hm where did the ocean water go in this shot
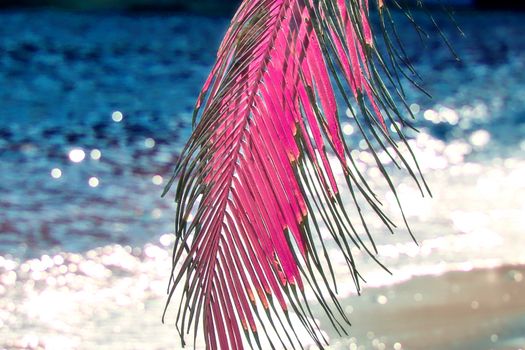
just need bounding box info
[0,8,524,350]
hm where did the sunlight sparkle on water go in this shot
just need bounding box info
[88,177,99,187]
[50,168,62,179]
[112,110,123,122]
[342,123,354,135]
[145,138,156,148]
[151,208,162,219]
[422,106,459,125]
[390,122,401,132]
[68,149,85,163]
[439,107,459,125]
[409,103,420,114]
[90,149,102,160]
[424,109,439,123]
[152,175,163,185]
[470,129,491,148]
[377,295,388,305]
[159,233,175,247]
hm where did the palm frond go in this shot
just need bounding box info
[163,0,433,348]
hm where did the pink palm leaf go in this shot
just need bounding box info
[163,0,432,348]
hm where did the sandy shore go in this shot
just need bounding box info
[325,265,525,350]
[2,260,524,349]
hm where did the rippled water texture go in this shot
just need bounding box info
[0,8,524,350]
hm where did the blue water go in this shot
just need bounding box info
[0,8,524,350]
[0,10,228,257]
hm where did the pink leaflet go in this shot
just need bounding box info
[338,0,386,130]
[298,82,339,197]
[223,210,270,310]
[239,145,301,285]
[248,114,306,255]
[306,34,346,161]
[218,230,256,330]
[226,191,276,301]
[233,170,289,309]
[256,78,305,216]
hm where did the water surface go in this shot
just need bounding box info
[0,8,524,350]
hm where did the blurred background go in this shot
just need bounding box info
[0,0,524,11]
[0,0,524,349]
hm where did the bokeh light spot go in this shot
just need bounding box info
[377,295,388,305]
[68,149,85,163]
[88,177,100,187]
[152,175,163,185]
[112,111,123,122]
[90,149,102,160]
[144,138,156,148]
[342,123,354,135]
[410,103,420,114]
[470,130,491,148]
[50,168,62,179]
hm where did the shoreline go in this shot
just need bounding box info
[1,251,524,349]
[324,265,525,349]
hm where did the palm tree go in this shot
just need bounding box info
[163,0,441,348]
